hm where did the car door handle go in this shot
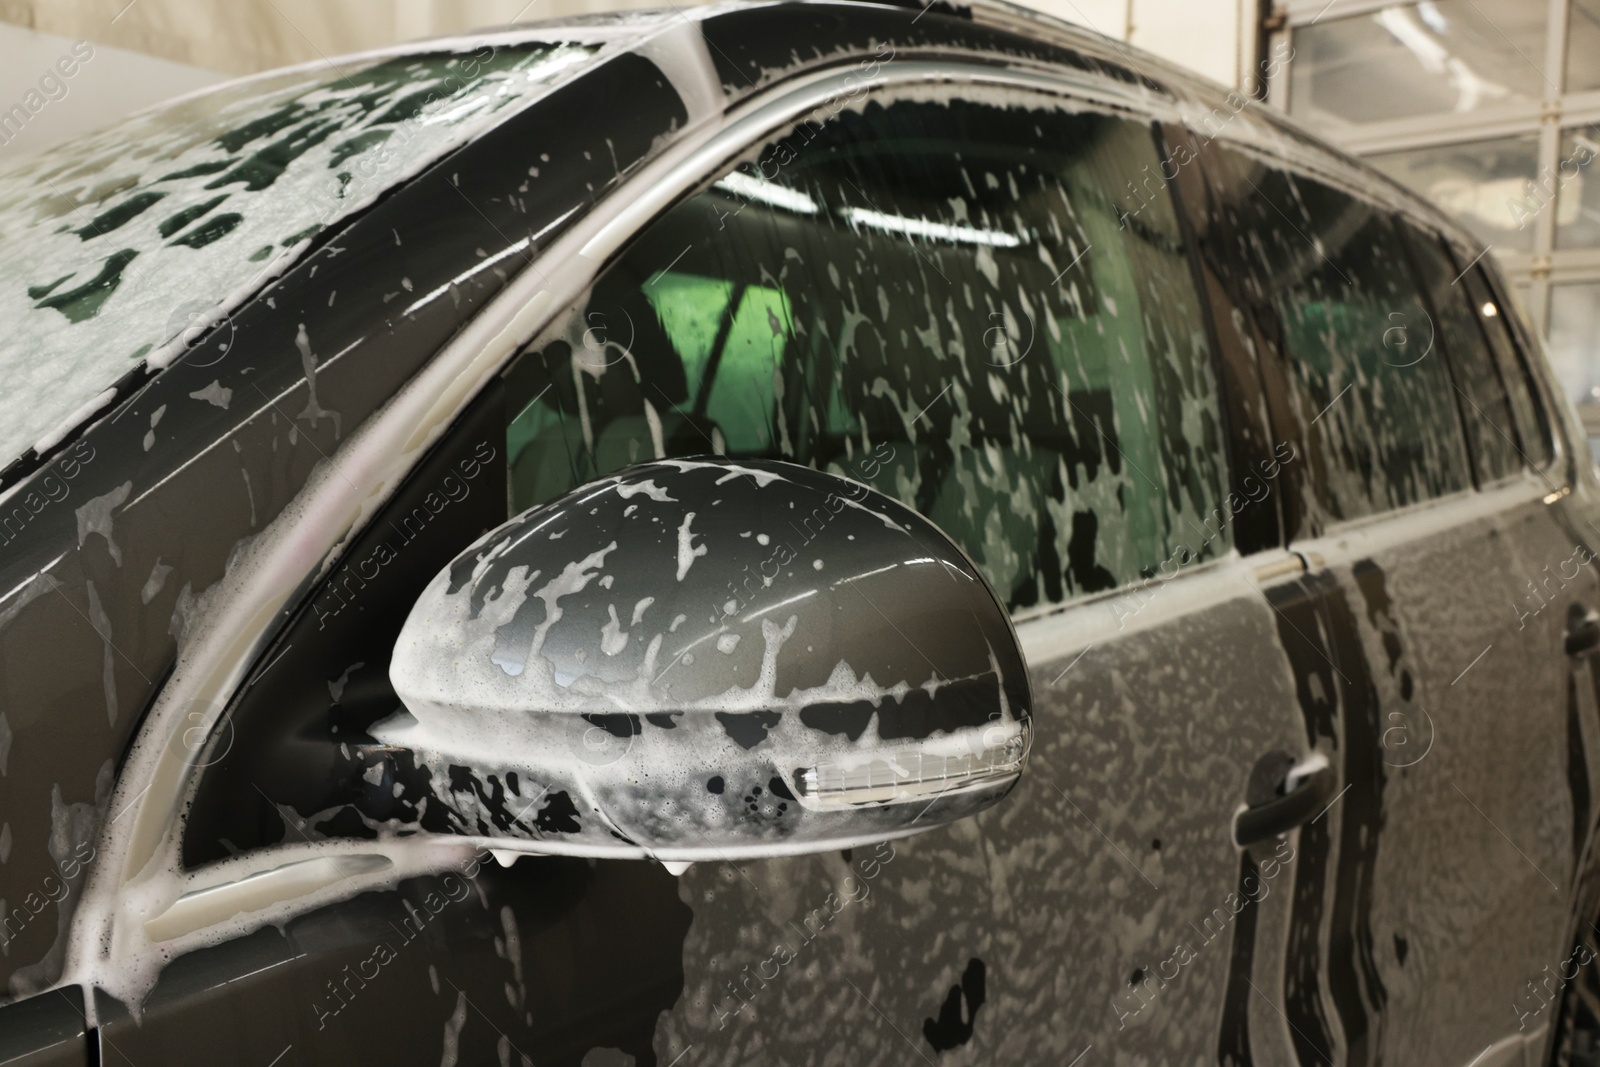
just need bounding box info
[1567,606,1600,656]
[1232,753,1337,848]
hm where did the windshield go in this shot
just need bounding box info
[0,40,596,465]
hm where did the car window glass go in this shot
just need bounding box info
[501,91,1230,611]
[1457,262,1554,470]
[1398,222,1524,483]
[1201,145,1471,523]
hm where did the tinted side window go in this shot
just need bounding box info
[1456,260,1554,469]
[503,93,1230,610]
[1398,222,1523,483]
[1202,146,1471,523]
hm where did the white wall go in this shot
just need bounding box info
[1133,0,1257,90]
[0,22,222,158]
[1030,0,1258,90]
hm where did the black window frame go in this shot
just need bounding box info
[1457,249,1562,479]
[1392,218,1526,490]
[1159,119,1293,557]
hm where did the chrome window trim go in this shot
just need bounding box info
[1304,468,1560,546]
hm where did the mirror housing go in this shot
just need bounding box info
[381,457,1031,862]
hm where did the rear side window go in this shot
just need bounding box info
[1455,260,1554,470]
[1201,146,1471,523]
[1397,222,1524,483]
[502,90,1230,611]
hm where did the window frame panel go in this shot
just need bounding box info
[1475,255,1570,477]
[1160,119,1298,555]
[1393,218,1527,488]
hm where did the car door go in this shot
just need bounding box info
[421,70,1330,1064]
[92,59,1336,1067]
[1191,131,1600,1067]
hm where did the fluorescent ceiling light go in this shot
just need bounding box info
[714,171,820,214]
[841,206,1022,248]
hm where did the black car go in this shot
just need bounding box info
[1,3,1598,1065]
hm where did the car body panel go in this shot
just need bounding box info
[0,3,1595,1066]
[104,51,1318,1067]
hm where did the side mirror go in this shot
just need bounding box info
[380,457,1032,864]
